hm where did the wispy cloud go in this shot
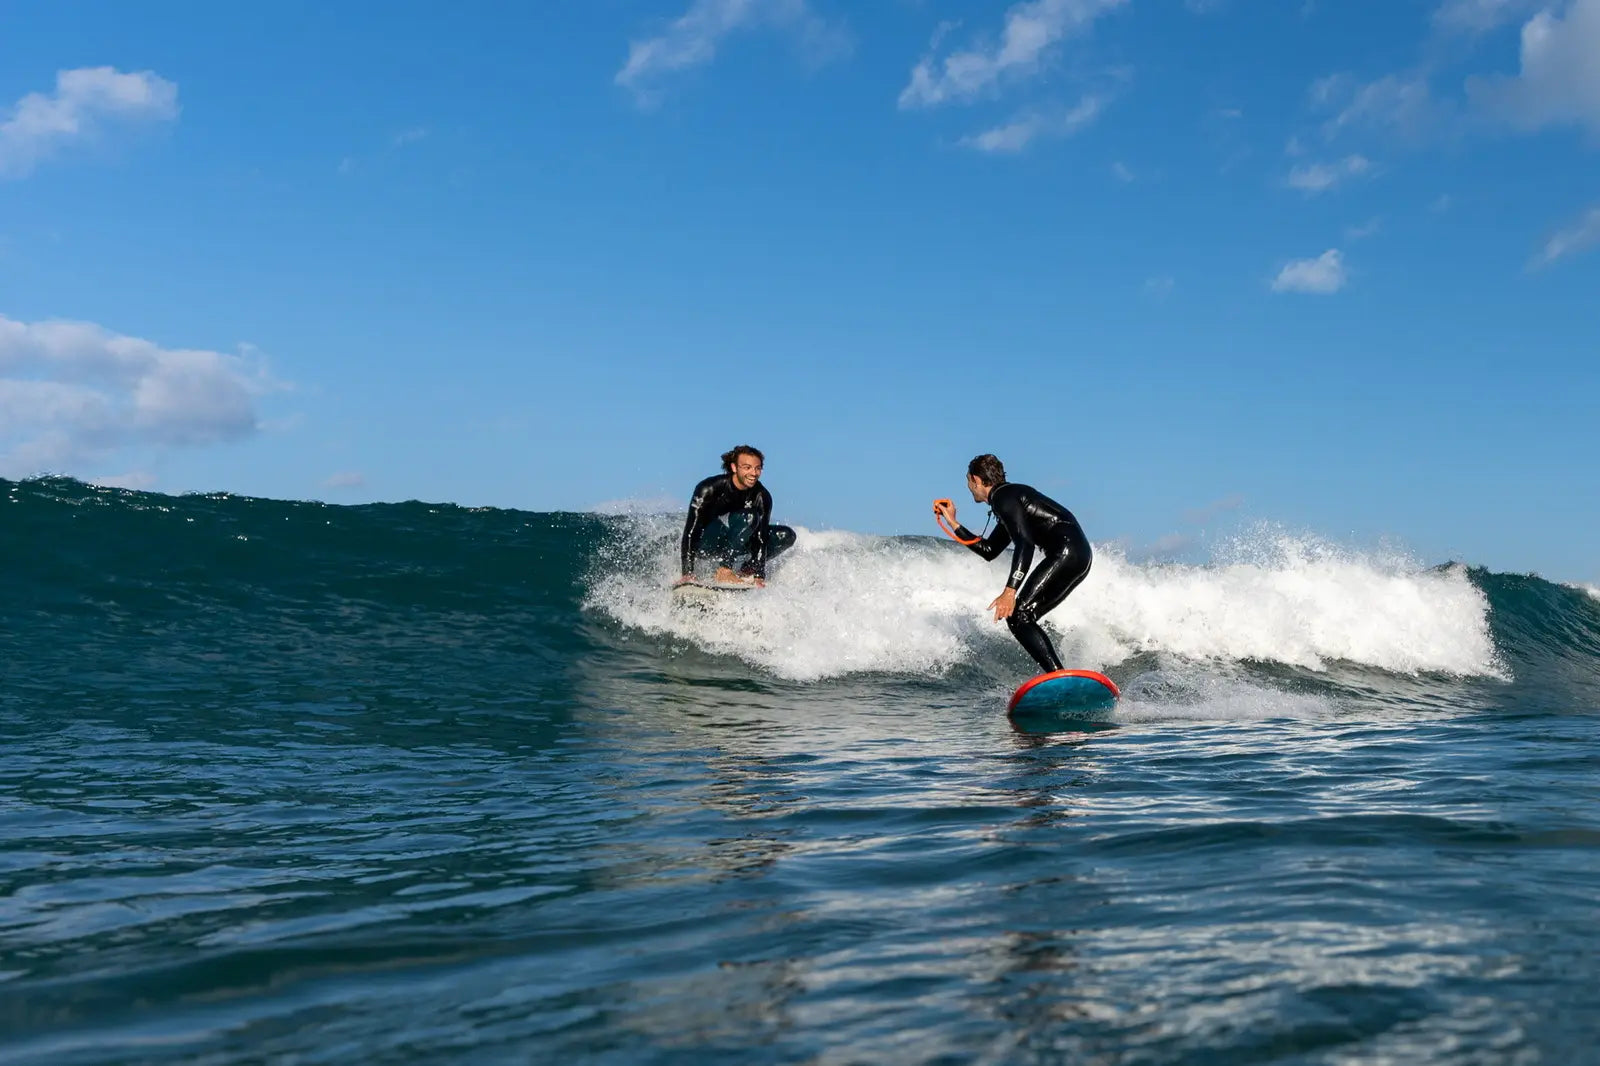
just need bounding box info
[1434,0,1543,33]
[1111,160,1135,182]
[0,314,282,479]
[322,471,366,490]
[899,0,1128,109]
[1182,493,1244,525]
[1287,153,1373,194]
[958,95,1105,152]
[0,67,177,179]
[392,127,429,147]
[1345,217,1383,240]
[1270,249,1347,294]
[1529,204,1600,268]
[1144,275,1176,299]
[616,0,847,107]
[1312,72,1445,142]
[1469,0,1600,135]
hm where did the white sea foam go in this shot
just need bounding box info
[584,518,1501,683]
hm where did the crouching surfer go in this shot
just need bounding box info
[933,454,1091,672]
[678,444,796,588]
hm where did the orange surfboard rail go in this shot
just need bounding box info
[1007,669,1120,712]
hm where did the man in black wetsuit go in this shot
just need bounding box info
[933,454,1092,674]
[678,445,796,588]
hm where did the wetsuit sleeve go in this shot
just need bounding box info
[958,521,1011,562]
[680,479,717,575]
[988,491,1035,590]
[748,487,773,579]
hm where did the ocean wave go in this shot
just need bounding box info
[583,517,1501,683]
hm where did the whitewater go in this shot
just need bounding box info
[586,513,1501,680]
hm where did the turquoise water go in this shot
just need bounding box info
[3,476,1598,1064]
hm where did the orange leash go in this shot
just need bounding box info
[932,499,982,546]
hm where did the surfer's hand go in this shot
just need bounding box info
[989,588,1016,621]
[933,499,956,524]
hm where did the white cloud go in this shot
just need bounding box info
[0,314,280,479]
[1287,153,1373,193]
[392,127,428,147]
[1182,493,1244,525]
[1144,275,1175,298]
[1345,217,1383,240]
[322,471,366,489]
[1470,0,1600,134]
[899,0,1128,109]
[1138,532,1196,558]
[958,95,1105,152]
[1111,160,1135,182]
[616,0,846,106]
[1313,73,1443,141]
[0,67,177,179]
[1434,0,1542,33]
[1529,204,1600,268]
[1270,249,1347,294]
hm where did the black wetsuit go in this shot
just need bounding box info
[951,482,1092,673]
[680,474,796,580]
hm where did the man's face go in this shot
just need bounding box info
[967,473,988,502]
[731,453,764,490]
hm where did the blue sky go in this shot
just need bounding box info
[1,0,1596,581]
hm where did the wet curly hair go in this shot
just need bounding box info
[967,454,1006,487]
[721,445,765,473]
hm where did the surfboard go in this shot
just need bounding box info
[1007,669,1120,723]
[670,579,758,607]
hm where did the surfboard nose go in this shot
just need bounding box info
[1007,669,1119,720]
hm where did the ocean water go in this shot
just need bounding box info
[3,476,1599,1064]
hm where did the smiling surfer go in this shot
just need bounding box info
[933,454,1092,673]
[678,445,795,588]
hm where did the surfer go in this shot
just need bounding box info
[933,454,1092,673]
[678,445,796,588]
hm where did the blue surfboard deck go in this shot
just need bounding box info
[1007,670,1120,725]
